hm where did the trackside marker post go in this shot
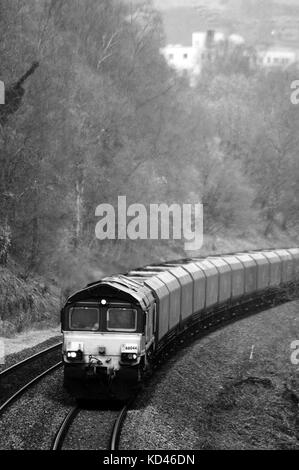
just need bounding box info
[0,81,4,104]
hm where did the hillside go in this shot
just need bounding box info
[1,0,299,339]
[121,299,299,450]
[0,263,60,337]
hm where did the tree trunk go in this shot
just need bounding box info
[0,218,11,266]
[29,215,39,271]
[74,176,84,248]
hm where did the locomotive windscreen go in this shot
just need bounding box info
[70,306,99,330]
[107,308,137,332]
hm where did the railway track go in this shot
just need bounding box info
[0,342,63,414]
[51,288,297,451]
[0,284,297,450]
[51,403,129,450]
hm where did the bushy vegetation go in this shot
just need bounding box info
[0,0,299,333]
[0,264,59,336]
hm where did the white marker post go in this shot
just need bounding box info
[249,344,255,360]
[0,80,5,105]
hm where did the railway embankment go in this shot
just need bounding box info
[0,264,60,338]
[121,300,299,450]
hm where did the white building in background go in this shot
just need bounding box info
[257,47,297,69]
[161,29,299,85]
[163,44,196,76]
[160,30,245,86]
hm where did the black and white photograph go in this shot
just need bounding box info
[0,0,299,458]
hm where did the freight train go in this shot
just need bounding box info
[61,248,299,399]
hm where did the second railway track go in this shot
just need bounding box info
[0,340,130,450]
[0,281,298,449]
[0,342,63,413]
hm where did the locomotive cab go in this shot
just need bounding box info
[61,278,156,399]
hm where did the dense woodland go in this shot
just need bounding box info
[1,0,299,297]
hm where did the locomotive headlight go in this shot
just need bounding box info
[120,344,139,363]
[66,342,84,361]
[67,352,76,359]
[121,352,138,362]
[66,350,83,361]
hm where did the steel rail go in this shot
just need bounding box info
[0,342,62,379]
[109,404,129,450]
[51,405,80,450]
[52,403,130,451]
[0,361,63,415]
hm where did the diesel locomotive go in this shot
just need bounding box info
[61,248,299,399]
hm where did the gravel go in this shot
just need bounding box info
[62,404,122,450]
[1,300,298,450]
[0,348,63,409]
[0,368,75,450]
